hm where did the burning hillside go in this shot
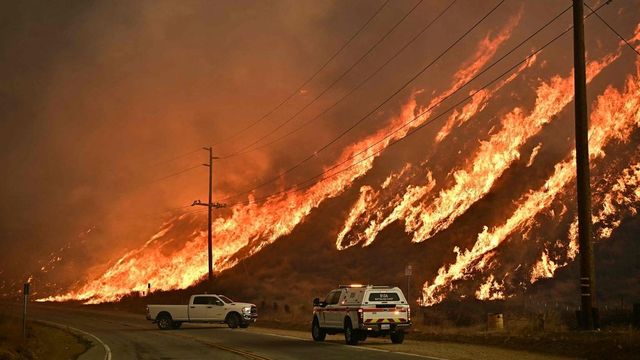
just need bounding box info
[17,3,640,307]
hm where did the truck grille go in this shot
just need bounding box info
[251,306,258,316]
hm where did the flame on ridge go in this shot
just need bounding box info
[39,15,522,304]
[435,55,537,143]
[337,50,620,250]
[421,54,640,306]
[530,159,640,284]
[475,274,507,301]
[336,19,530,250]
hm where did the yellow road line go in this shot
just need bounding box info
[170,331,272,360]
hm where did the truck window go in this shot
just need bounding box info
[211,297,224,306]
[326,291,341,305]
[219,295,233,303]
[368,292,400,302]
[193,296,209,305]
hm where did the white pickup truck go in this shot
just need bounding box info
[146,294,258,330]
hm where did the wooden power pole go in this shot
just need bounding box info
[572,0,596,330]
[192,147,226,288]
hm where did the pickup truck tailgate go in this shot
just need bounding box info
[362,305,409,326]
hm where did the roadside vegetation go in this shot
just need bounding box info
[412,301,639,360]
[0,309,88,360]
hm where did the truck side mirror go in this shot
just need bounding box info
[313,298,320,307]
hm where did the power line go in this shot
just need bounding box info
[127,204,195,220]
[584,2,640,56]
[223,0,459,159]
[133,1,617,222]
[143,164,203,185]
[221,0,426,158]
[97,2,391,198]
[144,148,203,168]
[104,147,202,194]
[219,3,582,207]
[219,0,506,202]
[110,163,203,201]
[211,0,390,148]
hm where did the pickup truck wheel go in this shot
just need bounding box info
[227,313,241,329]
[359,332,368,342]
[157,314,173,330]
[390,330,405,344]
[311,318,326,342]
[171,321,182,329]
[344,319,359,345]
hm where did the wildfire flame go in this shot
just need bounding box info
[38,16,640,307]
[421,53,640,306]
[39,14,523,304]
[337,50,620,250]
[475,274,507,301]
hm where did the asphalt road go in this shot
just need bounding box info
[29,305,437,360]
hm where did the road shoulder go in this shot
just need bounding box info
[246,326,575,360]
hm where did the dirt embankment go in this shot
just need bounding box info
[0,312,88,360]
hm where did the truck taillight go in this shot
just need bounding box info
[357,308,363,325]
[407,306,411,321]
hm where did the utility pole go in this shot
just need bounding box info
[23,282,29,340]
[192,147,226,288]
[405,264,412,306]
[572,0,596,330]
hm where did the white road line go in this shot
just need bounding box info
[253,330,451,360]
[36,319,112,360]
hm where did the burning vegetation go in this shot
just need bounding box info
[17,4,639,311]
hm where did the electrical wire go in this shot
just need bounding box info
[218,0,507,202]
[217,2,601,207]
[221,0,426,158]
[137,0,616,219]
[584,2,640,56]
[222,0,459,159]
[211,0,390,148]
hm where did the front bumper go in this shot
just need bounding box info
[242,307,258,322]
[242,314,258,322]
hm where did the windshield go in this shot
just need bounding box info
[219,295,233,303]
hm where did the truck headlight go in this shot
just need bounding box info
[242,306,251,314]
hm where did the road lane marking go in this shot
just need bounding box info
[35,319,112,360]
[252,330,451,360]
[169,331,272,360]
[74,317,271,360]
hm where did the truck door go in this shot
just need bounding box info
[189,296,211,321]
[208,296,227,321]
[189,296,226,321]
[324,290,344,328]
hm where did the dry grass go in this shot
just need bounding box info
[0,311,88,360]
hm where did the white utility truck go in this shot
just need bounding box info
[146,294,257,330]
[311,285,411,345]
